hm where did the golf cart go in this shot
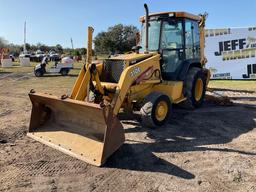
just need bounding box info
[34,56,73,77]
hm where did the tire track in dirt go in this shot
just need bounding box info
[0,73,28,87]
[0,77,255,192]
[0,136,92,191]
[91,170,141,192]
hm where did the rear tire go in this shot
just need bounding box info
[180,67,206,109]
[140,92,171,128]
[60,69,69,76]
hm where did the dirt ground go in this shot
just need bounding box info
[0,68,256,192]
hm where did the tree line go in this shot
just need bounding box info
[0,37,87,57]
[0,24,139,57]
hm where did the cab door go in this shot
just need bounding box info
[160,19,185,80]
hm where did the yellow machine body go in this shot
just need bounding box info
[28,9,209,166]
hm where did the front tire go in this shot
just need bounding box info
[140,92,171,128]
[34,69,43,77]
[181,67,206,109]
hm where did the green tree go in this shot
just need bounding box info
[25,43,31,51]
[7,43,22,57]
[30,44,38,52]
[72,50,80,56]
[79,48,86,56]
[36,43,49,52]
[94,24,139,54]
[55,44,63,54]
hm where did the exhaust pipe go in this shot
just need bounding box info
[144,4,149,54]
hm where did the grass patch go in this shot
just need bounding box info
[209,80,256,92]
[1,62,256,93]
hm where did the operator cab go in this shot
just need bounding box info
[140,12,202,80]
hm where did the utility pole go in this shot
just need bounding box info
[70,38,74,49]
[23,21,27,53]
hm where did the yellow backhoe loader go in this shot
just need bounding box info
[28,4,210,166]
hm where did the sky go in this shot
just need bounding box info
[0,0,256,48]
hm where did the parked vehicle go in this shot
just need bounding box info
[9,54,15,62]
[49,50,60,61]
[34,50,46,62]
[34,56,73,77]
[19,52,30,58]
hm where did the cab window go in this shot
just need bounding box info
[160,20,183,50]
[160,20,184,79]
[185,19,200,59]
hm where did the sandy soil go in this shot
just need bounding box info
[0,71,256,192]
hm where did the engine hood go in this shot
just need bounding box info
[109,52,157,62]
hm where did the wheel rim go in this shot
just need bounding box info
[195,78,203,101]
[155,101,168,121]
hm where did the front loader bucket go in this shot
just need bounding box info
[27,92,125,166]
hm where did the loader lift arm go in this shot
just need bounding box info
[70,26,94,101]
[28,26,161,166]
[70,27,161,116]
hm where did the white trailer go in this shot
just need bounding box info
[205,27,256,79]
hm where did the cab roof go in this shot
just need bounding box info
[140,12,201,22]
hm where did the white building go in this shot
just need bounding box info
[205,27,256,79]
